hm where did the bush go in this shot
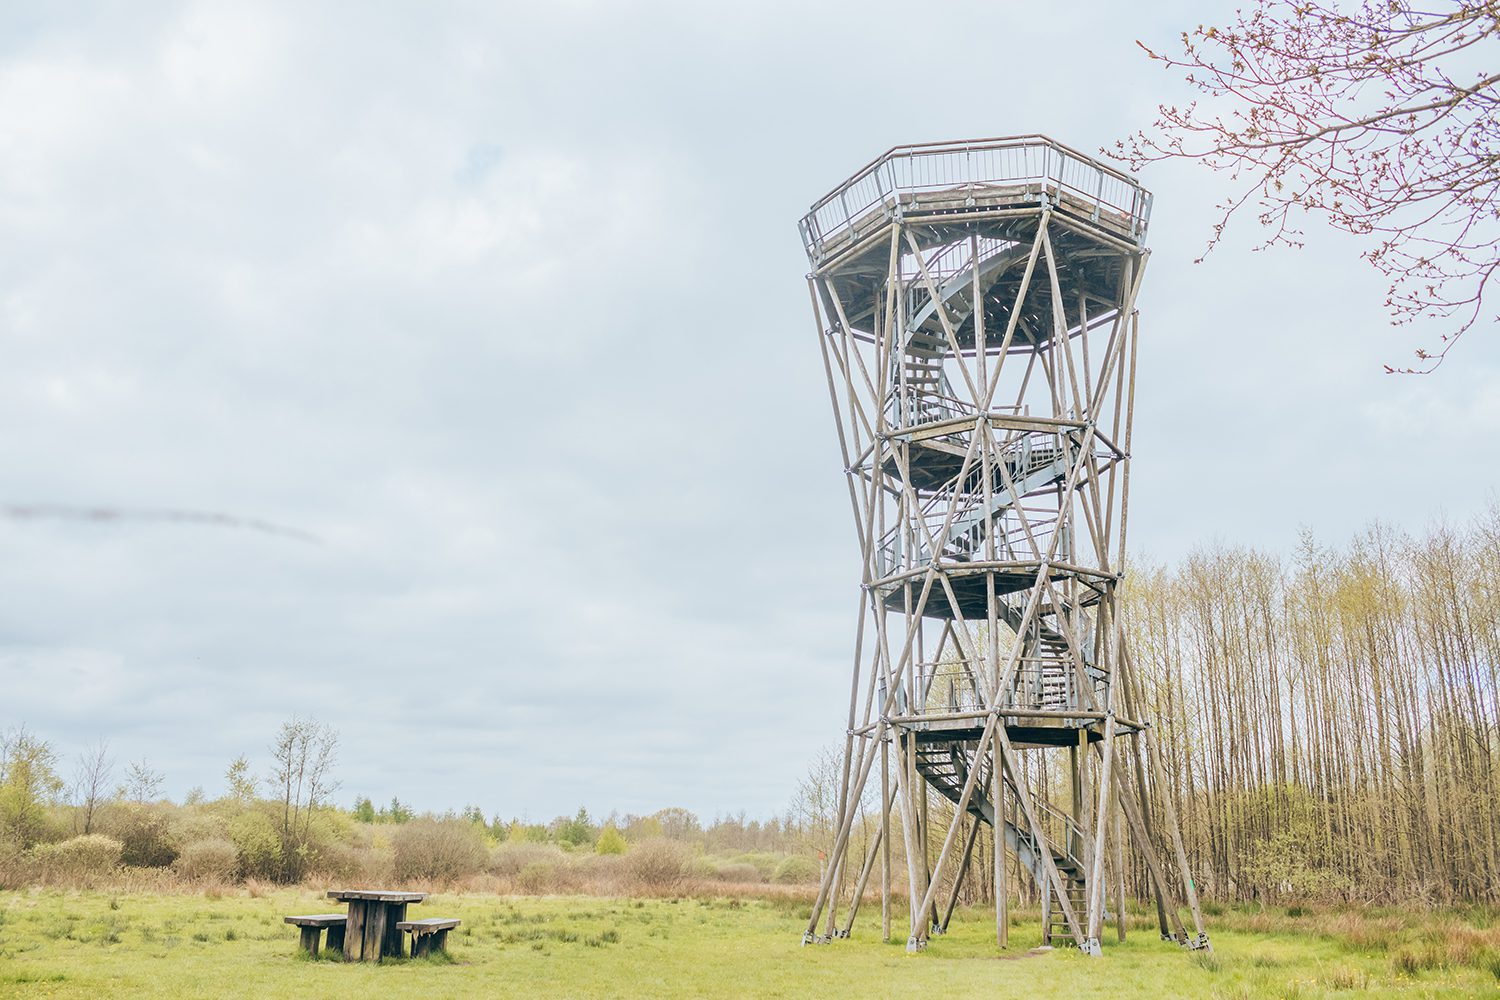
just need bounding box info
[391,818,487,882]
[732,852,780,879]
[516,862,555,894]
[771,855,820,885]
[31,834,122,883]
[714,862,763,883]
[167,810,230,853]
[173,839,238,882]
[625,838,690,894]
[595,825,627,856]
[101,803,178,868]
[488,841,567,877]
[313,838,390,885]
[229,810,283,882]
[571,851,625,891]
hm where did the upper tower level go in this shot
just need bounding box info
[800,135,1151,266]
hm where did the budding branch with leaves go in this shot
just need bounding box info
[1115,1,1500,370]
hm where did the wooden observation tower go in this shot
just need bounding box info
[799,136,1209,956]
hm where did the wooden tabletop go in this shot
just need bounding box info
[327,889,427,903]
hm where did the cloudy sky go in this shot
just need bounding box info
[2,1,1496,822]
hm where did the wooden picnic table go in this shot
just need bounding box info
[328,889,427,961]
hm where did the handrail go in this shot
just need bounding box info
[800,136,1152,261]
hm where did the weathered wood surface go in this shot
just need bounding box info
[329,891,424,961]
[327,889,426,903]
[398,918,461,958]
[397,918,461,932]
[283,913,347,927]
[285,914,346,957]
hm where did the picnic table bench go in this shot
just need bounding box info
[398,917,462,957]
[284,913,346,957]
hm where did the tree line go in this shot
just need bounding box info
[5,509,1496,904]
[1126,507,1500,904]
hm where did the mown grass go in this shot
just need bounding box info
[0,889,1497,999]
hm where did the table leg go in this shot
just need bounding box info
[364,903,387,962]
[344,901,365,961]
[384,902,407,959]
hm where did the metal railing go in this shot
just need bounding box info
[800,136,1152,262]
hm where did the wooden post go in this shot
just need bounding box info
[1086,715,1117,946]
[881,735,891,943]
[344,901,365,961]
[1114,805,1127,942]
[939,815,982,932]
[993,744,1008,948]
[364,903,387,962]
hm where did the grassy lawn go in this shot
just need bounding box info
[1,888,1497,999]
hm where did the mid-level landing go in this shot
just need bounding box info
[898,716,1111,748]
[874,561,1111,619]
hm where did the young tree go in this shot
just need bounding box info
[596,824,627,855]
[651,807,701,842]
[352,797,376,824]
[122,759,164,804]
[71,738,114,835]
[556,806,594,847]
[1118,1,1500,370]
[225,755,257,802]
[0,727,62,849]
[378,797,413,824]
[266,718,340,881]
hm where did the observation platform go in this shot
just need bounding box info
[801,137,1152,352]
[800,136,1151,268]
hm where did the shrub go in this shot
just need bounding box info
[101,803,178,868]
[516,862,554,894]
[714,862,763,884]
[229,810,283,882]
[31,834,122,883]
[167,810,230,853]
[771,855,819,885]
[391,818,487,882]
[173,839,238,882]
[625,838,690,894]
[312,839,390,885]
[571,852,626,892]
[595,825,627,856]
[488,841,567,877]
[732,852,780,879]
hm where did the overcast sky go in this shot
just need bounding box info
[2,1,1496,823]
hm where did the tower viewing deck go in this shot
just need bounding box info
[799,136,1152,269]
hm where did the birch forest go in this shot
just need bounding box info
[1124,507,1500,905]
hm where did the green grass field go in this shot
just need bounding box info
[2,889,1497,999]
